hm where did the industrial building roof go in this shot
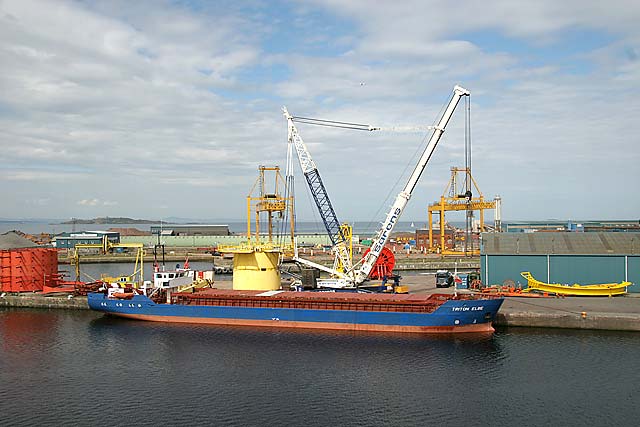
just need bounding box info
[0,232,39,249]
[481,232,640,255]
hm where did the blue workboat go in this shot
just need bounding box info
[88,289,504,334]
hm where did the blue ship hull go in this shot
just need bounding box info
[88,292,504,334]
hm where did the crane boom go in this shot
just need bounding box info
[355,85,470,284]
[283,107,353,279]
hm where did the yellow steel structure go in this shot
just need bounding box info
[520,272,632,297]
[219,166,295,291]
[231,251,282,291]
[333,223,353,274]
[72,236,145,286]
[427,167,497,255]
[246,166,294,248]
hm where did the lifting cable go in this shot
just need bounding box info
[292,116,435,133]
[464,95,473,254]
[363,130,433,235]
[362,93,449,234]
[292,116,376,131]
[279,139,297,249]
[291,107,440,239]
[277,173,292,248]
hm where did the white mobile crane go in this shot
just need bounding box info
[286,85,470,288]
[355,85,469,284]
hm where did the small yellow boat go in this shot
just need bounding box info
[520,272,632,297]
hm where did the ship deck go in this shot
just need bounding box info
[170,289,495,314]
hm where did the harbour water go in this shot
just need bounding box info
[1,309,638,426]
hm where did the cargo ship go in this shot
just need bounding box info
[87,289,504,334]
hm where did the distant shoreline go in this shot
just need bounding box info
[61,217,161,225]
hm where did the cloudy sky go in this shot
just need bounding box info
[1,0,639,225]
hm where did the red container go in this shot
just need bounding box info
[0,248,59,292]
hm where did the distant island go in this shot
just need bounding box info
[61,217,158,225]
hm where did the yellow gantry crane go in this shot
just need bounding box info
[72,235,145,285]
[218,166,296,291]
[427,167,502,255]
[245,165,295,252]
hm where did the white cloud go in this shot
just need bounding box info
[76,198,118,207]
[0,168,86,181]
[0,0,638,222]
[77,199,99,207]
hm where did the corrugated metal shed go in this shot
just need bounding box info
[480,232,640,292]
[482,232,640,255]
[0,232,38,250]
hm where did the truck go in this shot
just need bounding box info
[435,270,454,288]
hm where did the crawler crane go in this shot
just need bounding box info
[287,85,470,288]
[284,107,355,286]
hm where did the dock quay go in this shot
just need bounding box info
[0,294,90,310]
[2,274,640,332]
[495,297,640,331]
[405,276,640,332]
[57,250,480,271]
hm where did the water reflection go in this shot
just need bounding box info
[2,309,639,426]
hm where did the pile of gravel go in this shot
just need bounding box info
[0,232,38,250]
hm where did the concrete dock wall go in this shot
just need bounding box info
[493,294,640,332]
[495,311,640,331]
[0,294,89,310]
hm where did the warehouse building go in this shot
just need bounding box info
[149,224,230,236]
[505,220,640,233]
[480,232,640,293]
[53,231,120,249]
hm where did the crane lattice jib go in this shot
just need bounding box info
[303,168,345,246]
[284,108,347,247]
